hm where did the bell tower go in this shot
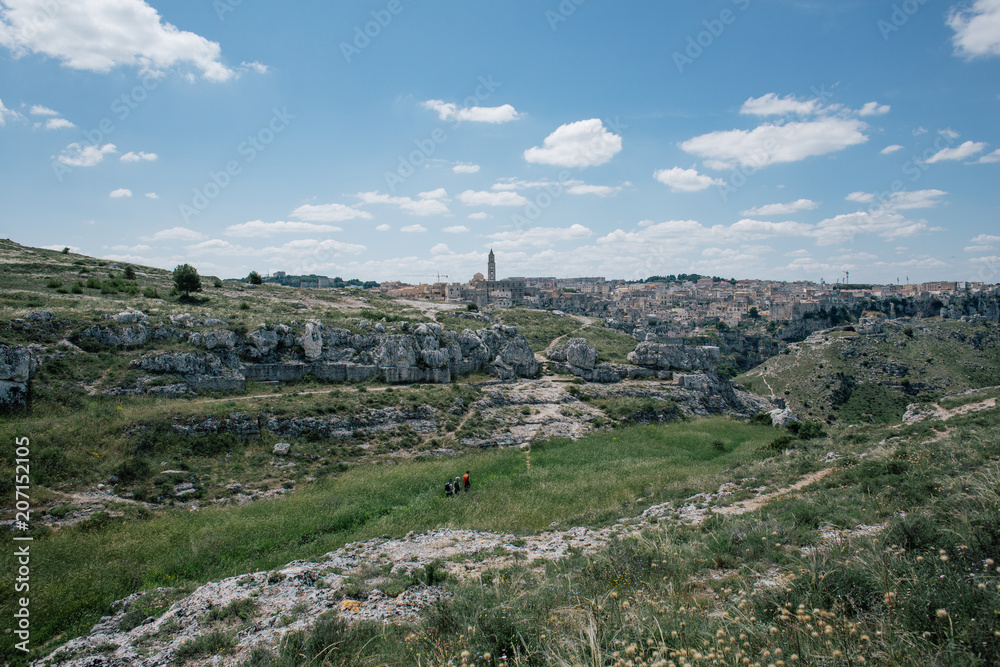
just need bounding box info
[488,248,496,282]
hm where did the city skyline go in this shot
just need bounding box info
[1,1,999,284]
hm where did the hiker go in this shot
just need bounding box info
[454,476,462,495]
[445,479,453,497]
[463,470,471,493]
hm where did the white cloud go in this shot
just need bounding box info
[966,245,995,253]
[727,219,813,239]
[523,119,622,168]
[467,213,489,220]
[975,148,1000,163]
[948,0,1000,58]
[144,192,158,199]
[453,163,480,174]
[150,226,204,241]
[457,190,529,207]
[422,100,521,123]
[972,234,1000,244]
[44,117,74,129]
[356,190,451,216]
[57,142,116,167]
[0,97,22,125]
[740,93,820,116]
[240,60,268,75]
[29,104,58,116]
[653,167,724,193]
[401,224,427,233]
[375,224,391,232]
[566,183,625,197]
[443,225,470,232]
[431,243,450,255]
[888,189,948,210]
[0,0,234,81]
[290,203,373,222]
[120,151,157,162]
[881,144,904,155]
[681,118,868,169]
[740,199,818,216]
[40,244,80,252]
[813,210,935,245]
[939,128,961,139]
[846,192,876,203]
[924,140,987,163]
[226,220,344,238]
[859,101,891,117]
[487,224,593,250]
[109,188,132,198]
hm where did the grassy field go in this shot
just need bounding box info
[0,417,780,659]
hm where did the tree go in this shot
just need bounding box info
[172,264,202,297]
[247,270,263,285]
[748,306,761,321]
[123,265,137,280]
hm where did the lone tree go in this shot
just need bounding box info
[172,264,202,297]
[247,270,263,285]
[123,264,137,280]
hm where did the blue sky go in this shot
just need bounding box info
[1,0,999,284]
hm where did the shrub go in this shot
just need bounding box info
[174,631,236,661]
[247,271,263,285]
[467,303,479,312]
[749,412,774,427]
[61,247,70,254]
[213,278,224,288]
[45,278,62,289]
[85,276,101,289]
[788,420,825,440]
[122,265,136,280]
[142,287,160,299]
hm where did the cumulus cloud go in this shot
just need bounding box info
[975,148,1000,163]
[431,243,450,255]
[487,224,593,250]
[457,190,529,207]
[44,117,74,129]
[225,220,344,238]
[443,225,470,232]
[401,224,427,233]
[653,167,724,193]
[0,0,235,80]
[109,188,132,198]
[467,213,489,220]
[740,93,821,116]
[150,226,205,241]
[680,118,868,169]
[948,0,1000,58]
[859,101,891,116]
[523,119,622,168]
[812,210,936,245]
[375,224,391,232]
[924,140,987,163]
[846,191,876,203]
[972,234,1000,244]
[57,142,117,167]
[121,151,158,162]
[422,100,521,123]
[29,104,58,116]
[0,97,23,125]
[888,189,948,210]
[881,144,905,154]
[144,192,158,199]
[290,203,373,222]
[453,163,480,174]
[355,190,451,216]
[740,199,818,216]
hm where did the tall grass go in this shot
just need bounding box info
[0,418,775,659]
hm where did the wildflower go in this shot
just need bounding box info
[936,609,949,618]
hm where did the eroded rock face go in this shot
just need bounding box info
[78,324,152,349]
[0,344,35,412]
[300,321,325,361]
[769,407,799,427]
[628,343,721,373]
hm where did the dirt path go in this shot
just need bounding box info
[713,468,836,517]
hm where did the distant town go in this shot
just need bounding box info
[264,250,996,331]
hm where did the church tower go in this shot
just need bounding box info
[488,248,496,282]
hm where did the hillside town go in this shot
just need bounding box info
[270,251,996,330]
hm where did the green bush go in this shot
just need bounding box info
[142,287,160,299]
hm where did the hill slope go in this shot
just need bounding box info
[736,318,1000,424]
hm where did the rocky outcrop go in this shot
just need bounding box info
[546,338,631,383]
[769,407,800,427]
[78,324,152,348]
[628,343,720,373]
[0,344,35,412]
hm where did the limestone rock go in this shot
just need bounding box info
[300,321,324,361]
[769,407,799,428]
[273,442,291,456]
[202,329,237,351]
[0,344,33,384]
[627,343,720,373]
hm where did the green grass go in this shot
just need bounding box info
[573,324,638,364]
[495,309,581,351]
[0,417,776,658]
[938,386,1000,410]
